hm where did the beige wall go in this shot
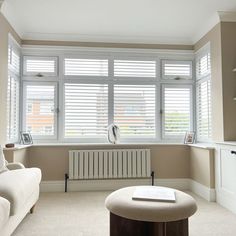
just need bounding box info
[21,39,193,50]
[7,145,214,190]
[0,12,21,145]
[190,147,215,188]
[194,23,224,142]
[220,22,236,141]
[28,145,190,181]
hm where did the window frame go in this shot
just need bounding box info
[22,81,58,140]
[161,60,193,80]
[7,35,21,143]
[21,48,195,143]
[195,43,212,142]
[23,56,58,77]
[161,84,193,140]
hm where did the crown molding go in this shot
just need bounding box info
[218,11,236,22]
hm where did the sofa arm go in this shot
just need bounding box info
[6,163,25,170]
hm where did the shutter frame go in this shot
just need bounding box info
[162,84,192,139]
[23,56,58,77]
[23,82,58,139]
[114,84,156,139]
[161,60,192,80]
[64,83,108,139]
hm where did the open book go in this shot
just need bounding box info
[132,186,176,202]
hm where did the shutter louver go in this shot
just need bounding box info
[7,44,20,142]
[9,49,20,74]
[64,83,108,138]
[114,60,156,78]
[25,84,56,136]
[114,85,155,138]
[162,60,192,79]
[163,86,191,137]
[196,53,211,79]
[7,76,19,142]
[197,80,212,140]
[65,58,108,76]
[24,56,57,76]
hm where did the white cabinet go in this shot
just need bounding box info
[216,143,236,213]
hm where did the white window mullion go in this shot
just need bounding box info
[108,57,114,127]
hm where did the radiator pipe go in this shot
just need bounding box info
[151,171,155,186]
[65,173,69,192]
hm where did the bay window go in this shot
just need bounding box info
[20,49,196,143]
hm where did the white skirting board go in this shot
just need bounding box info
[40,178,216,202]
[190,180,216,202]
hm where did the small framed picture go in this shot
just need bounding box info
[184,131,195,144]
[20,132,33,145]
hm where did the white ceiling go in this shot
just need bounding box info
[1,0,236,44]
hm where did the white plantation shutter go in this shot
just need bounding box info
[196,46,212,141]
[23,56,58,76]
[162,60,192,79]
[7,43,20,142]
[163,86,192,138]
[64,83,108,138]
[196,80,212,140]
[114,85,155,138]
[8,46,20,75]
[24,83,57,138]
[7,76,20,142]
[196,53,211,79]
[64,58,108,76]
[114,60,156,78]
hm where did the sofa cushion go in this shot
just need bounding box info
[0,196,10,229]
[0,168,41,215]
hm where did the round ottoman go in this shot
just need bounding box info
[105,186,197,236]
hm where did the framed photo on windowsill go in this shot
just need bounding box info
[184,131,195,144]
[20,132,33,145]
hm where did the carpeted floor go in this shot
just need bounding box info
[13,191,236,236]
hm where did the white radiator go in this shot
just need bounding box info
[69,149,151,180]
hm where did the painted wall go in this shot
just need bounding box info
[27,145,190,181]
[4,145,214,191]
[220,22,236,141]
[190,147,215,188]
[194,23,224,142]
[0,12,21,145]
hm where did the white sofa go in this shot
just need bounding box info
[0,163,41,236]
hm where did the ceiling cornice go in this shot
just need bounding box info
[218,11,236,22]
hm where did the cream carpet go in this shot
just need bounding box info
[13,191,236,236]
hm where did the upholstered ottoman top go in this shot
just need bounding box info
[105,186,197,222]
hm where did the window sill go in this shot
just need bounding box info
[31,142,186,147]
[3,144,32,151]
[188,143,215,150]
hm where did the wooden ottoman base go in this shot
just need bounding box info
[110,213,188,236]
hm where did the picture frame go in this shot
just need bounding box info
[184,131,195,144]
[20,132,33,145]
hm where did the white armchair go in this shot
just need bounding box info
[6,162,25,170]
